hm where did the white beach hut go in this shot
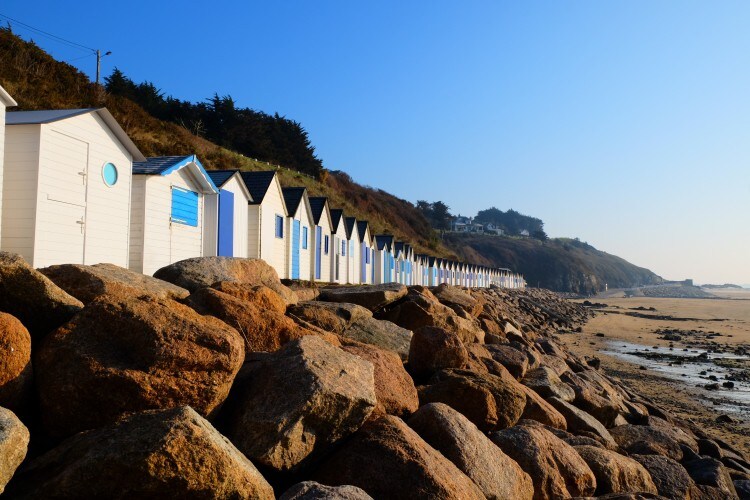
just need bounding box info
[344,216,361,284]
[2,108,144,268]
[205,170,252,258]
[282,187,313,281]
[356,220,374,284]
[0,85,16,242]
[241,171,288,280]
[308,197,333,283]
[129,155,218,275]
[374,234,395,284]
[329,208,347,284]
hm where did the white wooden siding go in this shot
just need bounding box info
[247,205,260,259]
[223,175,249,258]
[0,100,6,241]
[314,207,332,283]
[347,225,360,285]
[258,178,287,279]
[331,222,347,283]
[1,124,40,262]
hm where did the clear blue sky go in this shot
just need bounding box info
[4,1,749,284]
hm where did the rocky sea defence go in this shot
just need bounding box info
[0,251,747,498]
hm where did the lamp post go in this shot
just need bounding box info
[96,49,112,85]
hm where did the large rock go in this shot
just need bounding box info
[0,252,83,338]
[418,368,526,431]
[153,256,297,303]
[280,482,373,500]
[683,456,738,498]
[39,263,189,303]
[575,445,657,495]
[314,415,485,500]
[225,336,376,472]
[377,286,485,343]
[288,301,412,359]
[610,424,688,461]
[523,366,576,401]
[0,407,29,494]
[409,403,533,500]
[432,284,485,318]
[6,407,274,499]
[562,370,625,428]
[0,313,32,411]
[632,454,696,499]
[187,287,315,353]
[318,283,407,311]
[520,384,568,430]
[408,326,468,379]
[341,342,418,418]
[548,397,617,449]
[36,293,244,437]
[491,424,597,500]
[484,344,530,379]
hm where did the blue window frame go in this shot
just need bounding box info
[324,235,329,255]
[365,247,370,264]
[170,187,199,226]
[302,226,308,249]
[341,240,346,256]
[275,215,284,238]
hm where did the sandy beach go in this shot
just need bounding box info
[561,288,750,455]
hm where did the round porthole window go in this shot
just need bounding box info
[102,162,118,187]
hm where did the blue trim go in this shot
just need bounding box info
[217,189,234,256]
[275,215,284,238]
[160,155,218,192]
[292,220,301,279]
[302,226,308,249]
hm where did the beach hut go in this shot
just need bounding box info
[0,85,16,242]
[393,242,405,285]
[2,108,144,268]
[241,171,288,279]
[282,187,313,281]
[357,220,374,284]
[130,155,218,275]
[329,208,347,283]
[374,234,395,284]
[205,170,252,258]
[344,217,361,284]
[308,197,333,282]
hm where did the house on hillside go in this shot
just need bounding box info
[241,171,288,279]
[308,197,333,282]
[205,170,252,258]
[485,223,504,236]
[344,217,360,285]
[282,187,313,281]
[2,108,145,269]
[374,234,395,284]
[329,208,347,283]
[357,220,374,284]
[0,85,16,244]
[130,155,218,275]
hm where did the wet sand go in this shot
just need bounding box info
[560,289,750,455]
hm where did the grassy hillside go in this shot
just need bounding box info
[0,28,449,257]
[444,233,662,294]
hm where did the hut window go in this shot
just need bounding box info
[341,240,346,256]
[275,215,284,238]
[302,226,308,249]
[102,162,118,186]
[170,187,199,226]
[324,235,329,255]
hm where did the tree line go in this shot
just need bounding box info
[104,69,323,177]
[416,201,547,240]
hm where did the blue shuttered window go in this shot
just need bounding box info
[365,247,370,263]
[341,240,346,256]
[302,226,308,249]
[324,235,329,255]
[275,215,284,238]
[171,187,199,226]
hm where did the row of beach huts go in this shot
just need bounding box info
[0,85,525,289]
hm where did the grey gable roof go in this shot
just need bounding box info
[308,197,328,224]
[240,171,276,204]
[330,209,344,232]
[356,221,370,242]
[206,170,238,188]
[133,156,192,175]
[6,108,94,125]
[282,187,306,215]
[374,234,394,250]
[344,217,357,239]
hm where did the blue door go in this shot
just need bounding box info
[292,220,301,279]
[315,226,322,279]
[217,189,234,257]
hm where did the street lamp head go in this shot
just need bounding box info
[105,51,112,56]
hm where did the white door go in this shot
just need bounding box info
[38,131,88,266]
